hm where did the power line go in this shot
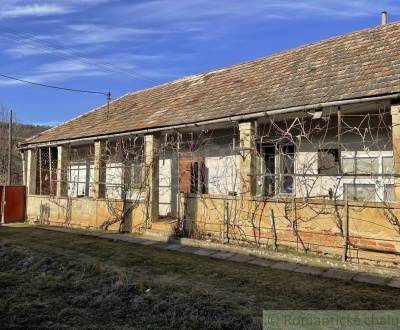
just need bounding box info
[0,73,109,96]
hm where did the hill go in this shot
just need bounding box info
[0,121,50,184]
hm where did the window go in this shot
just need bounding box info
[342,157,379,174]
[342,158,354,174]
[345,184,376,201]
[131,162,142,190]
[35,147,58,196]
[68,161,94,197]
[342,152,394,202]
[105,161,142,199]
[263,145,276,196]
[318,149,339,175]
[382,157,394,174]
[260,143,294,196]
[281,144,294,194]
[105,162,123,199]
[384,184,395,202]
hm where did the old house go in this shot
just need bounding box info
[21,20,400,266]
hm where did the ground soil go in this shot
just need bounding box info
[1,227,400,329]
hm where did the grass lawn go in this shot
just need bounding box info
[1,227,399,329]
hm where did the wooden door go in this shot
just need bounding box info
[179,157,207,194]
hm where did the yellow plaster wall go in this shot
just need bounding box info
[185,194,400,265]
[27,195,145,232]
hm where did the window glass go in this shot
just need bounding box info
[384,184,395,202]
[356,157,379,174]
[263,145,276,196]
[345,184,376,201]
[88,163,95,197]
[342,157,378,174]
[68,162,88,197]
[105,162,123,199]
[342,158,354,174]
[281,145,294,193]
[132,162,142,190]
[382,157,394,174]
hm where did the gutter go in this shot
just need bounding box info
[20,93,400,149]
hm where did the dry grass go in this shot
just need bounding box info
[0,227,399,329]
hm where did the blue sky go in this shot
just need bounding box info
[0,0,400,126]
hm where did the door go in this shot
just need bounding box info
[179,157,206,194]
[0,186,26,223]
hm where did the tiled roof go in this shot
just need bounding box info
[25,22,400,145]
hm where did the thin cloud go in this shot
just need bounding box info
[0,70,107,86]
[5,43,46,58]
[0,0,112,20]
[0,4,71,19]
[125,0,400,21]
[65,24,173,45]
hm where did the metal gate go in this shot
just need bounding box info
[0,185,26,224]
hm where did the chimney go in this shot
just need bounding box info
[381,11,388,25]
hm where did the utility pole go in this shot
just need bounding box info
[106,92,111,119]
[7,110,13,185]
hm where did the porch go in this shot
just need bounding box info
[22,100,400,266]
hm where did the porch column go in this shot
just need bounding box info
[56,146,69,197]
[391,103,400,201]
[93,140,106,199]
[26,149,37,195]
[144,134,159,225]
[239,121,256,196]
[21,151,26,186]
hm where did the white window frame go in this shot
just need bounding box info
[105,162,124,199]
[68,161,94,198]
[341,151,393,202]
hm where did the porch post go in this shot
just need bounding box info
[93,140,106,199]
[144,134,159,225]
[391,103,400,201]
[239,121,256,196]
[21,151,26,186]
[56,146,69,197]
[26,148,37,195]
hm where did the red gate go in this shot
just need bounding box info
[0,185,26,224]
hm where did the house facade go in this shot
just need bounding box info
[21,22,400,266]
